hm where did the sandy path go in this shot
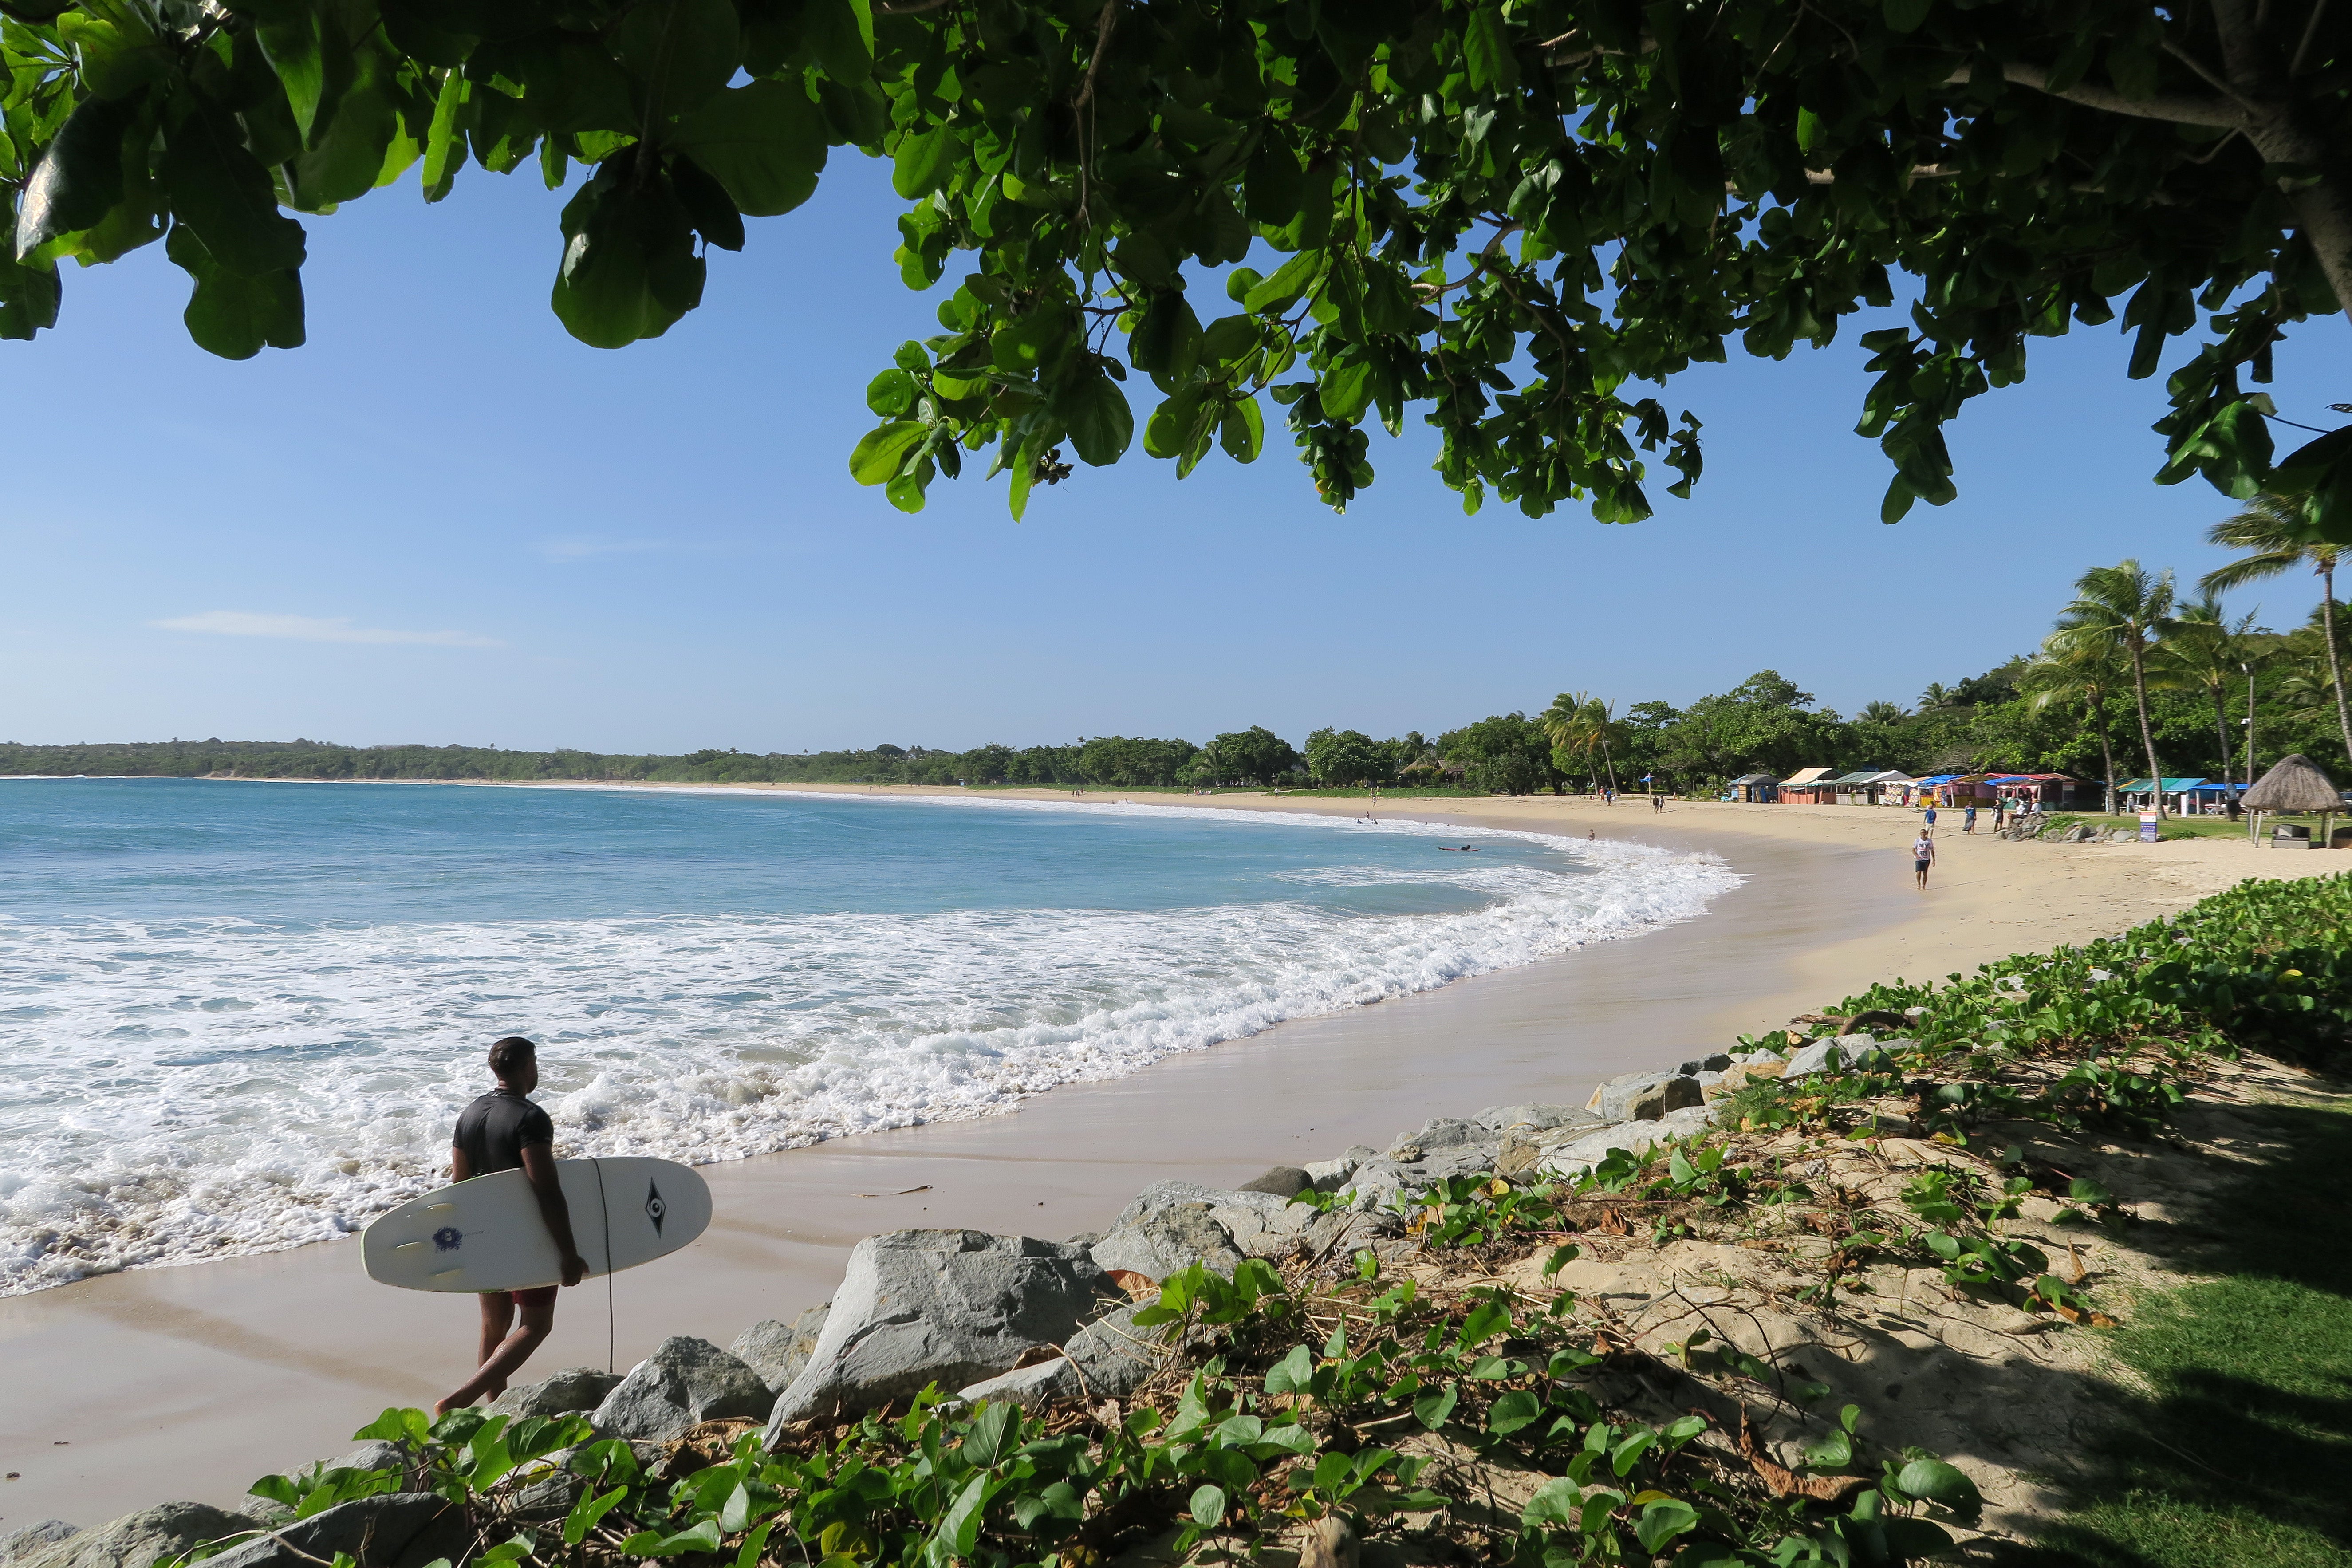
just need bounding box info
[0,788,2332,1531]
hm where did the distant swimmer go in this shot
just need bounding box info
[434,1036,587,1415]
[1439,845,1480,852]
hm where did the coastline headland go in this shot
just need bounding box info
[0,787,2336,1541]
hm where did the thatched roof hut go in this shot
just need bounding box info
[2242,753,2343,813]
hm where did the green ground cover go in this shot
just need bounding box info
[2017,1097,2352,1568]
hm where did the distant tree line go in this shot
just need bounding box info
[13,512,2348,802]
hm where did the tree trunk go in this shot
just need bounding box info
[2322,566,2352,770]
[2131,638,2165,819]
[2211,679,2234,808]
[1602,741,1619,794]
[2092,688,2119,814]
[2211,0,2352,330]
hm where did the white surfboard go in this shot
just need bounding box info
[362,1157,711,1293]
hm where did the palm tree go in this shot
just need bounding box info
[1540,691,1620,794]
[2151,592,2255,796]
[2020,638,2124,814]
[2202,494,2352,770]
[2051,561,2175,817]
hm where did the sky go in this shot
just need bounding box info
[3,152,2346,755]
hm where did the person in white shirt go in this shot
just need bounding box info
[1913,831,1936,888]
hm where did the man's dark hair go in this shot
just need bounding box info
[488,1036,536,1079]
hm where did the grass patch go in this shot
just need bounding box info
[2017,1096,2352,1568]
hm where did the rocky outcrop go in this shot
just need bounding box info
[198,1495,466,1568]
[591,1337,776,1441]
[1588,1070,1705,1122]
[1781,1038,1900,1078]
[764,1231,1118,1434]
[731,1305,831,1393]
[957,1301,1174,1408]
[490,1367,623,1420]
[16,1505,264,1568]
[0,1526,78,1565]
[1088,1201,1244,1281]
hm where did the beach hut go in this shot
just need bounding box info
[2118,777,2228,816]
[1988,773,2088,812]
[2242,753,2345,847]
[1777,766,1840,805]
[1726,772,1778,803]
[1826,769,1882,805]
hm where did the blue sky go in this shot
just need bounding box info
[4,154,2346,754]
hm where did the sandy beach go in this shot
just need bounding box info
[0,788,2335,1533]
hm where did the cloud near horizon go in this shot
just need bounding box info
[152,611,503,649]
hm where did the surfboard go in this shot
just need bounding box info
[362,1157,712,1293]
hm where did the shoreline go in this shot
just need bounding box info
[0,789,2336,1532]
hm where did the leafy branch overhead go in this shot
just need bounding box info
[2,0,2348,527]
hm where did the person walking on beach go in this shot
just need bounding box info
[1913,831,1936,889]
[435,1036,588,1415]
[1963,804,1978,834]
[1923,804,1938,831]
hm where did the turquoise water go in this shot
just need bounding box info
[0,779,1735,1292]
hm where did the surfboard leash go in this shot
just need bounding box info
[590,1157,615,1376]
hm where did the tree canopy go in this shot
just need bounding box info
[2,0,2348,528]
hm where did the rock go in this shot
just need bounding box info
[1495,1134,1542,1178]
[1623,1075,1702,1121]
[1303,1149,1373,1191]
[959,1300,1178,1408]
[730,1305,832,1393]
[490,1366,623,1420]
[1676,1054,1733,1076]
[1534,1123,1665,1178]
[172,1497,465,1568]
[1107,1181,1316,1261]
[592,1336,776,1441]
[16,1505,266,1568]
[1089,1202,1243,1280]
[765,1230,1118,1433]
[1589,1071,1677,1122]
[1236,1166,1311,1198]
[1782,1039,1889,1078]
[509,1470,586,1521]
[1702,1065,1750,1099]
[1387,1117,1483,1157]
[1,1525,78,1564]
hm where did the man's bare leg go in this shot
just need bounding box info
[437,1288,558,1415]
[477,1292,516,1369]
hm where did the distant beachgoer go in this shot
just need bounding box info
[436,1037,587,1415]
[1651,793,1663,813]
[1914,832,1935,888]
[1587,828,1597,840]
[1923,805,1938,829]
[1964,805,1978,833]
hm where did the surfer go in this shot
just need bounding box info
[435,1036,589,1415]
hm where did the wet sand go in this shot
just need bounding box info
[0,794,2325,1530]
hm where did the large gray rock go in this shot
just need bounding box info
[1304,1146,1377,1191]
[1107,1182,1316,1261]
[764,1230,1117,1434]
[1387,1117,1485,1157]
[592,1336,776,1441]
[316,1442,411,1477]
[16,1505,264,1568]
[1,1526,77,1565]
[1590,1071,1702,1122]
[200,1496,464,1568]
[958,1302,1176,1408]
[730,1305,831,1393]
[489,1367,622,1420]
[1781,1039,1894,1078]
[1676,1054,1733,1076]
[1476,1104,1597,1133]
[1236,1166,1311,1198]
[1089,1202,1243,1281]
[1536,1103,1726,1178]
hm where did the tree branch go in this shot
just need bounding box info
[1961,62,2249,128]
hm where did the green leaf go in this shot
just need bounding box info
[1217,398,1264,464]
[1462,7,1519,94]
[421,72,470,202]
[670,81,827,217]
[802,0,875,80]
[1412,1382,1458,1430]
[1487,1391,1543,1434]
[1895,1458,1980,1508]
[1802,1430,1852,1469]
[1882,0,1931,32]
[1060,371,1132,466]
[166,223,303,359]
[866,368,918,415]
[562,1486,627,1548]
[1007,435,1039,520]
[617,1519,722,1556]
[1458,1295,1512,1348]
[288,49,403,209]
[850,421,926,484]
[667,154,745,250]
[17,92,138,258]
[1188,1484,1226,1529]
[54,10,170,99]
[1634,1498,1699,1553]
[893,125,957,200]
[158,103,307,278]
[963,1401,1016,1467]
[1265,1344,1315,1395]
[1522,1476,1581,1526]
[1243,250,1325,314]
[612,0,741,121]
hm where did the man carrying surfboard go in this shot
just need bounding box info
[434,1036,589,1415]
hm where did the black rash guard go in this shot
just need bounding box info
[453,1088,555,1175]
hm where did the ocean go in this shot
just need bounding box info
[0,779,1737,1294]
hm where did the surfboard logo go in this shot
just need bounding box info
[432,1226,463,1252]
[645,1181,666,1234]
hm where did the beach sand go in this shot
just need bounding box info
[0,790,2335,1531]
